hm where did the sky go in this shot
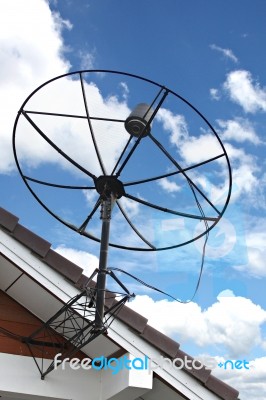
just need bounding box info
[0,0,266,398]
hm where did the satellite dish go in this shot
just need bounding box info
[13,69,232,333]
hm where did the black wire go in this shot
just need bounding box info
[109,183,210,304]
[109,233,207,304]
[108,267,178,301]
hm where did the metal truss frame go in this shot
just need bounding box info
[24,269,134,379]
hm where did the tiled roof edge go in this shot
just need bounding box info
[140,324,180,358]
[44,249,83,283]
[0,207,82,283]
[205,375,240,400]
[13,223,51,258]
[0,207,19,232]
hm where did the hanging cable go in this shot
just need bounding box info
[109,232,208,304]
[110,180,210,304]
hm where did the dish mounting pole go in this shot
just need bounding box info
[94,189,116,330]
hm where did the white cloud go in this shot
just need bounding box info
[227,143,259,199]
[209,142,260,205]
[157,177,181,193]
[210,44,238,63]
[213,357,266,400]
[1,1,130,177]
[128,291,266,358]
[224,70,266,113]
[155,107,260,210]
[232,162,259,196]
[79,50,96,70]
[217,118,261,145]
[217,289,235,298]
[210,88,221,100]
[179,133,222,164]
[157,110,224,165]
[0,0,70,173]
[234,221,266,278]
[52,10,73,31]
[245,246,266,277]
[118,196,140,218]
[119,82,129,101]
[0,0,71,86]
[156,108,189,145]
[54,245,98,277]
[83,188,99,205]
[156,106,261,210]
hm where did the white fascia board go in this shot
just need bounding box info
[0,353,152,400]
[0,353,100,400]
[100,353,153,400]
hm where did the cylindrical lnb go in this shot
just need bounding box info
[125,103,153,137]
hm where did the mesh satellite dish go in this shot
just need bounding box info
[13,70,232,377]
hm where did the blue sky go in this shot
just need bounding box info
[1,1,266,398]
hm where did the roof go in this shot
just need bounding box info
[0,206,239,400]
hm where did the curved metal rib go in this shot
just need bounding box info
[149,133,222,216]
[18,171,100,243]
[79,73,106,175]
[125,193,218,221]
[124,153,225,187]
[25,176,95,189]
[111,135,133,176]
[78,197,102,233]
[25,110,125,123]
[22,111,97,180]
[116,200,156,249]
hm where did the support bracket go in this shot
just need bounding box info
[24,269,134,379]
